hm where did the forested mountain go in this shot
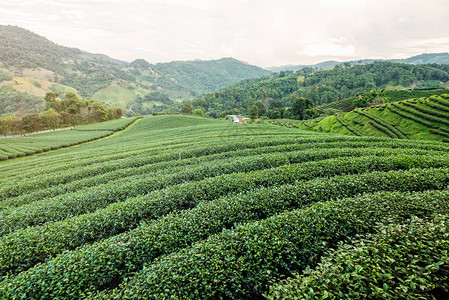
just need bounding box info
[268,53,449,72]
[0,25,270,116]
[190,62,449,118]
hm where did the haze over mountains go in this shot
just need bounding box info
[1,25,449,118]
[268,53,449,72]
[0,25,270,115]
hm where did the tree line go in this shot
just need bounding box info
[0,92,122,136]
[188,62,449,119]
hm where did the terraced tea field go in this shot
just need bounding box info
[0,115,448,299]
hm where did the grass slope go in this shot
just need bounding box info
[293,94,449,142]
[0,115,448,299]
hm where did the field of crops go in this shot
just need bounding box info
[0,117,139,161]
[0,115,448,299]
[298,94,449,143]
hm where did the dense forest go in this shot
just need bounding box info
[190,62,449,118]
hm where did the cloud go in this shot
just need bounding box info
[0,0,448,67]
[299,38,356,58]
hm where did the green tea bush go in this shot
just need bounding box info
[268,215,449,299]
[106,189,449,299]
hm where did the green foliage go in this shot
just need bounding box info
[181,103,193,115]
[1,116,449,298]
[302,94,449,142]
[0,86,43,116]
[109,188,449,299]
[0,117,138,160]
[190,62,449,118]
[192,108,204,117]
[269,215,449,299]
[0,68,12,82]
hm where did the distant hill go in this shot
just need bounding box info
[189,61,449,118]
[268,53,449,72]
[0,25,270,116]
[295,93,449,142]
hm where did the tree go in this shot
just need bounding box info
[0,118,9,136]
[291,96,313,120]
[40,109,62,131]
[6,117,23,136]
[21,114,43,133]
[59,112,72,126]
[193,108,204,117]
[181,104,193,115]
[44,92,61,111]
[87,101,108,123]
[249,105,259,120]
[113,107,123,119]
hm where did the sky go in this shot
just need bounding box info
[1,0,448,67]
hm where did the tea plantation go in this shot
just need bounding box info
[0,115,448,299]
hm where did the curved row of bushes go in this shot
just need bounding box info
[268,214,449,299]
[2,163,449,298]
[335,114,363,136]
[388,104,435,128]
[0,146,414,235]
[1,155,448,277]
[0,117,141,162]
[354,110,407,139]
[1,142,356,211]
[104,188,449,299]
[402,101,449,123]
[394,102,449,126]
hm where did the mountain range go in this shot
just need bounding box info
[0,25,270,116]
[1,25,449,118]
[267,53,449,72]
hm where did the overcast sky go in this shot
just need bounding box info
[1,0,448,67]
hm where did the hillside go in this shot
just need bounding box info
[293,94,449,142]
[0,25,270,116]
[190,62,449,118]
[268,52,449,72]
[0,115,449,298]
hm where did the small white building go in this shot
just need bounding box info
[227,115,249,124]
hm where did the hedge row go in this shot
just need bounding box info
[427,100,449,113]
[0,117,141,162]
[3,157,449,298]
[1,155,448,276]
[0,131,114,161]
[433,94,449,104]
[335,114,363,136]
[2,134,375,198]
[369,121,399,139]
[354,110,407,139]
[3,162,449,298]
[106,188,449,299]
[0,142,346,211]
[268,215,449,299]
[430,129,449,139]
[0,146,405,234]
[402,101,449,123]
[395,102,449,126]
[0,137,312,199]
[387,105,435,128]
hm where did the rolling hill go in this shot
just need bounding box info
[0,25,271,116]
[0,115,449,298]
[282,93,449,143]
[190,62,449,118]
